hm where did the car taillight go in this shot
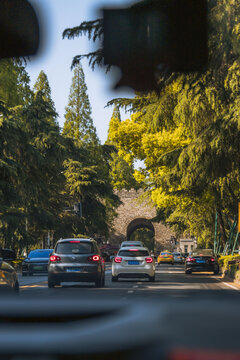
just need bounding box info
[129,249,139,251]
[186,257,196,262]
[69,240,81,243]
[88,255,100,262]
[146,257,153,263]
[114,257,122,263]
[50,255,61,262]
[210,257,215,262]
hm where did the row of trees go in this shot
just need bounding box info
[64,0,240,249]
[0,59,119,253]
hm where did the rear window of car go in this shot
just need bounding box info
[56,242,93,254]
[28,250,53,258]
[118,250,149,257]
[122,244,141,247]
[173,253,181,256]
[192,249,213,257]
[161,252,171,255]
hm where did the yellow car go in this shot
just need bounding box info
[157,251,174,265]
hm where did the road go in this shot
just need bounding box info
[18,263,240,300]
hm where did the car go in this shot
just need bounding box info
[48,238,105,288]
[112,246,155,282]
[0,254,19,294]
[22,249,53,276]
[120,241,144,248]
[185,249,219,274]
[172,252,184,264]
[157,251,174,265]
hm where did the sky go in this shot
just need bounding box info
[27,0,136,143]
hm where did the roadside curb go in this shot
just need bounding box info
[217,272,240,290]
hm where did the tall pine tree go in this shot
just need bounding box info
[63,63,98,143]
[33,70,57,123]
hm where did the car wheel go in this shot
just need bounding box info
[149,275,155,282]
[101,274,105,287]
[214,267,219,275]
[112,275,118,282]
[48,277,56,288]
[171,262,174,266]
[95,276,102,287]
[185,269,192,275]
[14,280,19,293]
[29,272,33,276]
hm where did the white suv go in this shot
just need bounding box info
[112,246,155,282]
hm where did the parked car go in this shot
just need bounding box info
[157,251,174,265]
[0,253,19,293]
[112,246,155,281]
[48,238,105,288]
[172,252,184,264]
[22,249,53,276]
[185,249,219,274]
[120,241,144,248]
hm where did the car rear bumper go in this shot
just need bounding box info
[48,263,100,282]
[186,264,216,272]
[116,273,151,279]
[112,265,154,277]
[22,263,48,274]
[49,273,99,282]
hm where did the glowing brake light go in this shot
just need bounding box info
[129,249,139,251]
[88,255,100,262]
[146,257,153,263]
[210,257,215,262]
[114,257,122,263]
[50,255,61,262]
[186,257,196,262]
[69,240,81,243]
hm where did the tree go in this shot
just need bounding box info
[62,63,98,143]
[33,70,57,121]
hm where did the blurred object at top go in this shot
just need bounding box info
[103,0,208,91]
[0,0,39,58]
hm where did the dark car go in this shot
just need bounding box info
[185,249,219,275]
[48,238,105,288]
[22,249,53,276]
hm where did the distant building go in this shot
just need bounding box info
[179,238,197,254]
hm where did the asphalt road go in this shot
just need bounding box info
[18,263,240,300]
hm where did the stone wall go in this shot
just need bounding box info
[109,189,174,250]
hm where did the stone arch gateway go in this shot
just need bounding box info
[109,189,175,251]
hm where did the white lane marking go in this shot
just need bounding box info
[105,270,112,274]
[214,277,239,291]
[137,282,143,284]
[128,290,134,293]
[133,285,138,288]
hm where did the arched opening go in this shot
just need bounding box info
[126,218,155,251]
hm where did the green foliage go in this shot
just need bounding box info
[63,63,98,143]
[0,59,119,250]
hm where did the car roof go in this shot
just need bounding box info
[29,249,53,252]
[56,238,94,243]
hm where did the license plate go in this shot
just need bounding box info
[128,261,139,265]
[33,266,43,270]
[66,268,82,272]
[196,259,205,264]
